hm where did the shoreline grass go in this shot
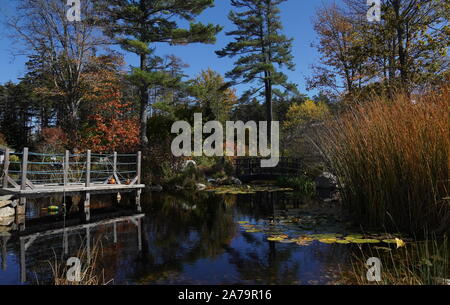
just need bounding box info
[48,239,113,285]
[347,235,449,285]
[318,89,449,234]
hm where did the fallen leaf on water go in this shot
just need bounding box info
[395,238,406,248]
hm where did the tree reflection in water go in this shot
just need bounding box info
[0,190,353,285]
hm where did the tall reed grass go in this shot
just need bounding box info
[318,90,449,234]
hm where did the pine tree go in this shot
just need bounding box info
[95,0,222,147]
[216,0,296,135]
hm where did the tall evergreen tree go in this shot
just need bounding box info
[216,0,296,136]
[95,0,222,147]
[0,82,35,149]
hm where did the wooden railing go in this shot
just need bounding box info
[233,157,303,179]
[1,148,142,191]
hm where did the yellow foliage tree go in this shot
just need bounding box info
[283,100,330,129]
[282,100,330,159]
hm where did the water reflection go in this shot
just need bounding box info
[0,191,352,285]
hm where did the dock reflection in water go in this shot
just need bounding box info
[0,191,352,285]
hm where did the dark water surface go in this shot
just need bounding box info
[0,190,356,285]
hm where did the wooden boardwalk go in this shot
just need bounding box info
[0,182,145,196]
[0,148,145,220]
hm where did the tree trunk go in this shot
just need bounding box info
[264,70,273,140]
[140,53,149,148]
[392,0,408,87]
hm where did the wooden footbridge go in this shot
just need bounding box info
[233,157,304,182]
[0,148,145,220]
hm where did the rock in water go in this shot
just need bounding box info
[183,160,197,169]
[0,206,15,218]
[230,177,243,185]
[196,183,207,191]
[0,216,14,227]
[315,172,338,189]
[0,195,14,209]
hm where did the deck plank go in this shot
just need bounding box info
[0,183,145,195]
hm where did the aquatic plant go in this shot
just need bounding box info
[318,90,450,234]
[207,185,293,195]
[348,235,449,285]
[276,175,316,196]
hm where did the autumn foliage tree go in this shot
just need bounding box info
[79,55,140,153]
[35,127,68,153]
[310,0,449,97]
[281,100,330,159]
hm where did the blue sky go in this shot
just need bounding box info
[0,0,336,97]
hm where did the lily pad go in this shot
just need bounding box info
[267,234,289,241]
[278,239,296,244]
[336,240,351,244]
[310,233,341,239]
[296,239,313,246]
[319,238,338,244]
[344,234,364,240]
[267,236,286,242]
[245,229,262,233]
[350,238,381,244]
[241,224,255,228]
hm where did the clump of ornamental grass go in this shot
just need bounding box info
[318,89,449,234]
[347,235,449,285]
[48,239,112,285]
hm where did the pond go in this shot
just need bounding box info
[0,189,427,285]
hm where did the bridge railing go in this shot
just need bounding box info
[1,148,142,190]
[233,157,303,177]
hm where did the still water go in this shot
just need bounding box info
[0,190,356,285]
